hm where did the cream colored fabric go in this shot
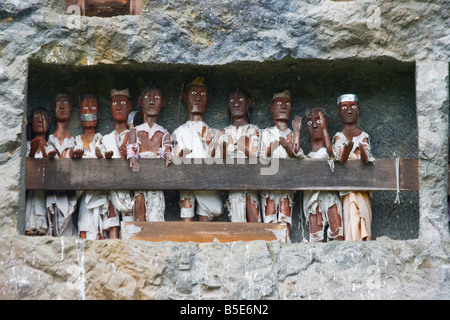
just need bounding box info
[342,191,372,241]
[25,142,49,234]
[333,131,374,241]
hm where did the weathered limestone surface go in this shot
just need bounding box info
[0,236,448,300]
[0,0,449,299]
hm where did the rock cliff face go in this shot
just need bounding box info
[0,0,449,299]
[1,236,449,300]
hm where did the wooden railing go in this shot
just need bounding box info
[25,158,419,191]
[25,157,419,243]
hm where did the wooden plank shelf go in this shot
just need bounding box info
[25,158,419,191]
[121,221,289,243]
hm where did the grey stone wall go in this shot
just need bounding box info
[0,0,449,299]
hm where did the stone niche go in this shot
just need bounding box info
[65,0,143,17]
[25,58,418,242]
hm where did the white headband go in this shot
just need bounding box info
[337,94,359,105]
[80,113,98,121]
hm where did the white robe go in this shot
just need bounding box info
[259,126,304,225]
[102,130,134,223]
[172,121,223,220]
[303,147,343,242]
[25,141,48,234]
[74,133,110,240]
[215,123,260,222]
[45,134,78,237]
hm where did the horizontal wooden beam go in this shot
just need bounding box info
[121,221,289,243]
[25,158,419,191]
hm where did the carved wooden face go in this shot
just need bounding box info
[270,97,292,122]
[111,94,131,122]
[306,110,324,142]
[183,85,208,116]
[54,96,72,122]
[228,92,251,119]
[79,97,98,128]
[31,110,50,135]
[337,101,360,125]
[139,88,165,117]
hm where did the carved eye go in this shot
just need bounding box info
[277,101,282,105]
[230,99,235,103]
[316,119,322,123]
[84,106,88,110]
[42,114,47,119]
[64,101,69,104]
[307,120,312,125]
[155,95,160,99]
[200,91,206,96]
[286,102,291,106]
[191,91,197,95]
[239,97,244,102]
[121,101,126,104]
[341,106,347,110]
[92,106,97,110]
[144,95,148,99]
[112,102,117,105]
[351,105,357,109]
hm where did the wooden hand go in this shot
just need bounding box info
[48,150,58,159]
[340,141,354,164]
[166,153,173,167]
[279,137,294,157]
[237,136,250,157]
[29,138,40,158]
[179,148,192,158]
[129,156,139,172]
[292,115,301,134]
[70,148,84,159]
[318,111,333,157]
[359,142,369,163]
[104,150,114,159]
[292,115,301,154]
[95,147,104,158]
[119,144,127,158]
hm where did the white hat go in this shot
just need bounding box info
[337,94,358,105]
[111,88,131,98]
[272,90,291,101]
